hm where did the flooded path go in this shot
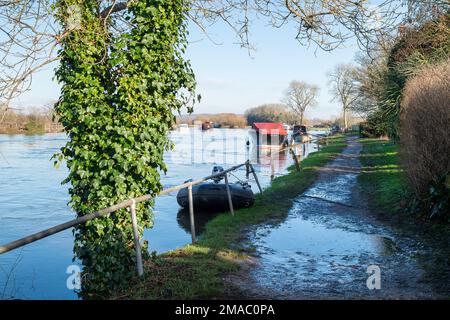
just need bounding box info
[230,136,450,299]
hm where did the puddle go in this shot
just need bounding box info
[255,217,393,259]
[249,197,398,297]
[302,173,358,206]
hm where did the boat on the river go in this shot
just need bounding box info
[292,124,312,143]
[202,121,213,131]
[176,166,255,211]
[251,122,289,149]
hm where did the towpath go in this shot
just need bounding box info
[227,136,450,299]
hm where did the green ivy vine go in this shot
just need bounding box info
[54,0,197,297]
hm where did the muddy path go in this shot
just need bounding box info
[226,136,450,299]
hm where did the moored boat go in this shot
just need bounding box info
[178,123,189,133]
[292,124,312,143]
[176,166,255,212]
[251,122,288,148]
[202,121,213,131]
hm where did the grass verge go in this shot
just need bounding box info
[358,138,407,214]
[358,138,450,229]
[112,135,347,299]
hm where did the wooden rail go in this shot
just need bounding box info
[268,134,329,177]
[0,161,260,276]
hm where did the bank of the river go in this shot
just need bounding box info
[200,135,449,299]
[357,138,450,298]
[111,135,347,299]
[358,138,450,227]
[358,138,406,215]
[0,124,63,135]
[1,129,322,299]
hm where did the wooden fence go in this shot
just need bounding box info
[0,161,261,277]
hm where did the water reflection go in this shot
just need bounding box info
[176,209,222,236]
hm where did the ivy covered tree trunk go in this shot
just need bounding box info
[54,0,196,298]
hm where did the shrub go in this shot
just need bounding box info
[0,109,57,134]
[400,59,450,219]
[361,111,389,138]
[218,113,247,128]
[366,13,450,140]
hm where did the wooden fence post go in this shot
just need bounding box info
[249,163,263,194]
[270,157,275,181]
[224,173,235,216]
[290,147,301,172]
[245,160,250,179]
[188,184,196,243]
[130,200,144,277]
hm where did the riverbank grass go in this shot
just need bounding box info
[112,135,347,299]
[358,138,406,213]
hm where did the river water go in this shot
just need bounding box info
[0,127,321,299]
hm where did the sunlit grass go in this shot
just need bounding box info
[358,138,407,213]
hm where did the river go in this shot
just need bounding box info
[0,127,322,299]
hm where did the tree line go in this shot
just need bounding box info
[0,108,62,134]
[245,78,361,129]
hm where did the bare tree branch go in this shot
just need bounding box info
[100,1,129,19]
[327,63,360,128]
[283,80,319,125]
[1,0,448,122]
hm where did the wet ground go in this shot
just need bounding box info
[228,136,450,299]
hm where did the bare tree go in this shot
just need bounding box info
[328,64,360,129]
[1,0,449,121]
[0,1,58,122]
[351,47,391,120]
[284,81,318,125]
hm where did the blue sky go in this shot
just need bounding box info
[12,16,360,120]
[186,18,360,119]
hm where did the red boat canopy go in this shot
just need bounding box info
[252,122,287,136]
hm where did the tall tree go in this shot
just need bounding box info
[283,81,319,125]
[328,64,359,129]
[53,0,197,297]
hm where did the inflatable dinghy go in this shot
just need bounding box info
[176,166,255,211]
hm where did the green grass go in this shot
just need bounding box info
[358,138,407,213]
[111,135,347,299]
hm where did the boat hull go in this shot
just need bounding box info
[293,134,312,143]
[177,182,255,211]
